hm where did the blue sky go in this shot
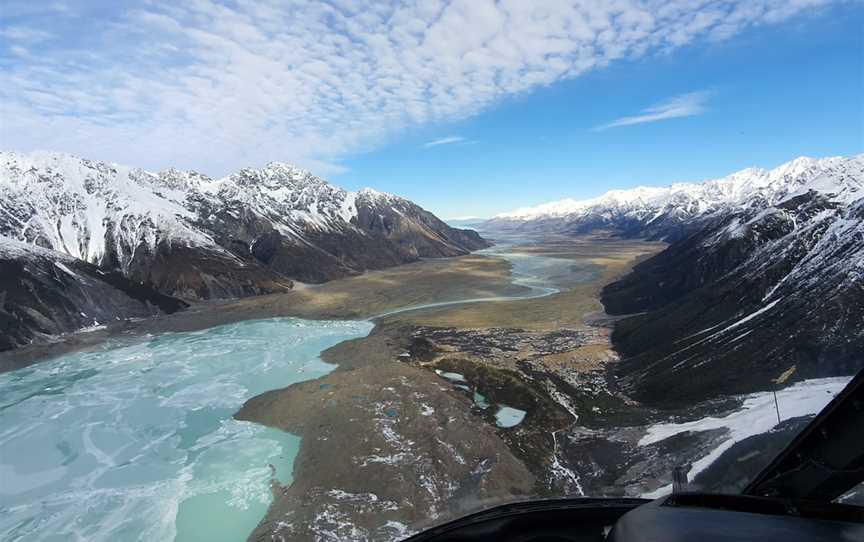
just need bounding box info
[1,1,862,218]
[337,5,863,217]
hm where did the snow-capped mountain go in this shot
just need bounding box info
[487,155,863,240]
[0,151,488,299]
[588,155,864,405]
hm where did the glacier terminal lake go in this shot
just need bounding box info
[0,318,373,542]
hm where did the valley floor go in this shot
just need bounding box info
[232,234,850,540]
[2,234,847,541]
[0,252,524,372]
[234,235,674,540]
[0,235,651,370]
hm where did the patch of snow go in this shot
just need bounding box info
[339,191,357,222]
[434,370,467,383]
[714,298,782,336]
[53,261,81,278]
[435,437,466,465]
[547,386,580,421]
[77,323,107,333]
[360,453,409,466]
[381,521,414,538]
[551,430,584,495]
[639,376,851,488]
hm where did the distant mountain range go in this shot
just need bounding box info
[487,156,862,241]
[0,151,488,350]
[490,155,864,403]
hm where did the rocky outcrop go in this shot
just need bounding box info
[0,238,188,351]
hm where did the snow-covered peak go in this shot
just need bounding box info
[356,186,403,204]
[502,198,585,219]
[217,162,333,193]
[0,151,437,268]
[358,187,384,197]
[263,160,303,173]
[1,150,97,172]
[212,161,348,216]
[152,167,212,192]
[494,155,863,222]
[0,151,213,267]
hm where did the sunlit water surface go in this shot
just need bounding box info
[0,319,372,542]
[373,235,600,319]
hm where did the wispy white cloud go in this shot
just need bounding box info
[0,0,838,176]
[7,45,29,57]
[423,136,468,148]
[0,26,54,43]
[594,91,712,131]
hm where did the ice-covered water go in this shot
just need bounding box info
[0,318,372,542]
[494,407,527,428]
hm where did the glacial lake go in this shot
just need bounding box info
[0,319,372,542]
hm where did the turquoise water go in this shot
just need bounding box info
[0,318,373,542]
[437,375,525,428]
[494,407,527,428]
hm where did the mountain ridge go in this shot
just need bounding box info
[0,151,488,299]
[487,155,863,241]
[0,150,488,351]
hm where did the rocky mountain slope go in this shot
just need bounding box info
[0,152,488,299]
[0,237,187,351]
[604,188,863,405]
[491,155,864,404]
